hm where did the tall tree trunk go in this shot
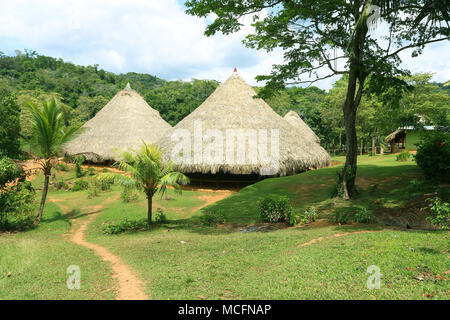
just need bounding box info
[147,194,153,229]
[340,3,370,199]
[35,173,49,225]
[342,98,358,199]
[360,138,364,155]
[372,136,376,156]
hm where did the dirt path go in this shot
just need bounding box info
[193,190,235,213]
[53,197,148,300]
[297,230,381,248]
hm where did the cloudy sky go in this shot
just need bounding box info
[0,0,449,90]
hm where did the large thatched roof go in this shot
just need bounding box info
[63,84,171,162]
[284,110,320,143]
[157,71,330,176]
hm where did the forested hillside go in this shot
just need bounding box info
[0,50,449,158]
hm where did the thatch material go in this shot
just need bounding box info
[385,129,405,143]
[63,84,171,162]
[157,71,331,176]
[284,110,320,143]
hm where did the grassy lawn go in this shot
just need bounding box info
[0,201,116,299]
[1,155,449,299]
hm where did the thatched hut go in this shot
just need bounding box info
[63,84,171,162]
[157,70,330,184]
[284,110,320,144]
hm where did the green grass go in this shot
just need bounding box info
[1,155,449,299]
[0,202,115,299]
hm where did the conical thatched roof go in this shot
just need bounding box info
[63,84,171,162]
[157,70,330,176]
[284,111,320,143]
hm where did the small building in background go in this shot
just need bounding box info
[385,126,436,153]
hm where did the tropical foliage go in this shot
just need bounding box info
[24,98,79,224]
[99,142,190,228]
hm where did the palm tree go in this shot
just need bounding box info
[24,99,79,225]
[105,142,189,228]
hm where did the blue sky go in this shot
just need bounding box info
[0,0,449,90]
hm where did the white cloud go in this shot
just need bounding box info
[0,0,448,90]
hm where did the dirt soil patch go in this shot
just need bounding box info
[55,196,148,300]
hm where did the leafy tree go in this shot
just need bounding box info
[0,88,21,158]
[185,0,450,198]
[101,142,190,228]
[24,99,79,224]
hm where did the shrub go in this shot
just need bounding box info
[0,181,35,230]
[328,209,352,224]
[57,163,69,172]
[87,167,96,176]
[102,167,109,173]
[200,210,226,226]
[120,187,139,202]
[259,196,296,225]
[301,206,318,224]
[54,179,69,190]
[353,207,374,223]
[407,178,426,193]
[87,180,100,199]
[71,179,89,191]
[101,218,147,235]
[396,150,410,162]
[0,156,24,187]
[414,132,450,182]
[100,177,114,191]
[74,155,86,178]
[422,197,450,230]
[154,208,168,224]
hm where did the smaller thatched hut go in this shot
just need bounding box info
[63,84,171,162]
[385,129,406,153]
[284,110,320,144]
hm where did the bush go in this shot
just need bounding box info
[0,181,35,230]
[54,179,69,190]
[102,167,109,173]
[0,156,24,187]
[87,167,96,176]
[328,209,352,224]
[199,210,226,226]
[414,132,450,182]
[258,196,297,225]
[101,218,147,235]
[120,187,139,202]
[422,197,450,230]
[154,208,168,224]
[57,163,69,172]
[396,150,410,162]
[200,210,226,226]
[408,178,425,191]
[301,206,318,224]
[353,207,374,223]
[74,155,86,178]
[71,179,89,191]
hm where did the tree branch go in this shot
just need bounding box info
[384,37,450,59]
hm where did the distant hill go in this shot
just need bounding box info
[0,50,218,127]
